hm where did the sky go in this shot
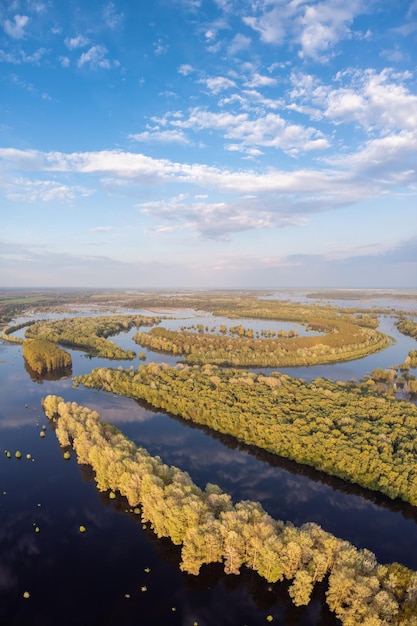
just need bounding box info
[0,0,417,289]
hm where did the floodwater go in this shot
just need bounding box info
[1,295,417,626]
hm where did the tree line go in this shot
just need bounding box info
[23,338,72,375]
[74,363,417,505]
[133,315,390,368]
[25,314,161,360]
[42,395,417,625]
[397,317,417,341]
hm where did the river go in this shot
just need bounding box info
[1,294,417,625]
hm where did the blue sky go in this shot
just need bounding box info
[1,0,416,289]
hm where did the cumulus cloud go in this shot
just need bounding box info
[77,45,113,69]
[242,0,370,61]
[244,73,277,88]
[3,15,29,39]
[290,68,417,132]
[201,76,236,94]
[328,130,417,177]
[171,107,329,153]
[178,63,194,75]
[297,1,364,60]
[243,8,289,46]
[65,35,89,49]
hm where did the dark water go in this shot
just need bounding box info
[1,301,417,625]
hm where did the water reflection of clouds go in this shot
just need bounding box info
[0,515,41,589]
[71,394,157,425]
[0,414,39,429]
[0,564,16,592]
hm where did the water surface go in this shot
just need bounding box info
[1,297,417,625]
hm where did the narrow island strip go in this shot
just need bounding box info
[74,363,417,506]
[42,394,417,625]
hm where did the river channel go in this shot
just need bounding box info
[1,295,417,625]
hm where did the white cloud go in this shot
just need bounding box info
[30,2,48,14]
[381,48,409,64]
[407,0,417,18]
[243,8,289,46]
[154,38,168,55]
[178,63,194,75]
[178,0,202,8]
[291,68,417,132]
[0,47,49,64]
[103,2,124,29]
[77,45,113,69]
[242,0,370,61]
[1,145,414,226]
[228,33,251,55]
[213,0,235,11]
[244,73,277,88]
[3,15,29,39]
[65,35,89,50]
[226,144,263,157]
[58,55,70,67]
[138,195,305,240]
[0,147,330,194]
[201,76,236,94]
[297,1,361,60]
[1,177,94,202]
[171,107,329,153]
[328,130,417,175]
[129,129,190,144]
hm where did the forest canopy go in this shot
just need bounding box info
[74,363,417,506]
[42,395,417,626]
[24,314,162,360]
[23,338,72,375]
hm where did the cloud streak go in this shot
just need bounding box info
[1,143,415,215]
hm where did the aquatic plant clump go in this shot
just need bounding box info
[42,395,417,625]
